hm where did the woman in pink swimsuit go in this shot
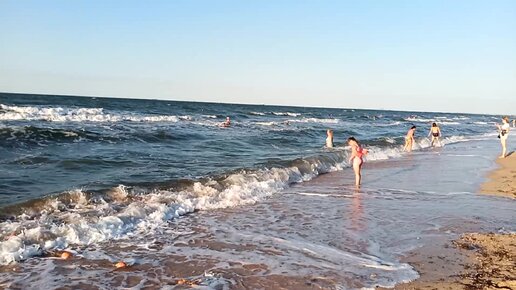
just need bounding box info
[348,137,368,188]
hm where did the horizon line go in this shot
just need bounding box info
[0,90,509,117]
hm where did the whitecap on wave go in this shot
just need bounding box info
[0,104,181,123]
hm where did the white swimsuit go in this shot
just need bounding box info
[501,123,510,139]
[326,137,334,148]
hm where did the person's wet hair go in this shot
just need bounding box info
[411,125,416,129]
[432,123,437,127]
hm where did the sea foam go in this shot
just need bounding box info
[0,104,180,123]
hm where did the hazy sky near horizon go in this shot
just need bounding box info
[1,0,515,114]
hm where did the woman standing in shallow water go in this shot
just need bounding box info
[348,137,367,188]
[428,123,441,147]
[497,117,510,158]
[403,126,417,152]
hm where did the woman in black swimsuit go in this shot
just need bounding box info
[428,122,441,147]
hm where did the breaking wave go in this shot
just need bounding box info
[0,104,181,123]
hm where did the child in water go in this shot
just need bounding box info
[404,125,416,152]
[348,137,367,188]
[326,129,334,148]
[428,123,441,147]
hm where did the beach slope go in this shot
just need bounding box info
[481,153,516,198]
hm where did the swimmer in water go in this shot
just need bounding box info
[496,116,510,158]
[404,125,416,152]
[428,122,441,147]
[221,117,231,127]
[326,129,334,148]
[348,137,368,188]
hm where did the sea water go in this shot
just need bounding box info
[0,93,514,289]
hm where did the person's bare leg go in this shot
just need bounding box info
[500,139,507,158]
[404,140,411,152]
[353,160,361,187]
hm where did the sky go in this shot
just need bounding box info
[0,0,515,114]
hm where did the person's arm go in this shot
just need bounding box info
[349,147,357,163]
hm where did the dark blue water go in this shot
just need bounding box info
[0,92,497,208]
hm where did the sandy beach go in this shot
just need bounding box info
[393,153,516,290]
[481,153,516,199]
[389,233,516,290]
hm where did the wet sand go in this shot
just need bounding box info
[393,152,516,290]
[481,152,516,198]
[387,233,516,290]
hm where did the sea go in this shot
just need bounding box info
[0,93,514,289]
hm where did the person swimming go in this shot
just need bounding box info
[403,125,416,152]
[221,117,231,127]
[497,116,510,158]
[428,122,441,147]
[326,129,334,148]
[348,137,368,188]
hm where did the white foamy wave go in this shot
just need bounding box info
[406,116,467,124]
[404,117,433,123]
[249,112,266,116]
[255,121,276,126]
[0,157,344,265]
[384,137,396,144]
[272,112,301,117]
[0,104,180,123]
[376,121,401,127]
[288,118,339,124]
[361,134,477,161]
[437,121,460,125]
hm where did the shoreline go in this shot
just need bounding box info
[392,153,516,289]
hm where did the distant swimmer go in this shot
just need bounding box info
[326,129,334,148]
[496,116,510,158]
[428,122,441,147]
[221,117,231,127]
[404,125,416,152]
[348,137,368,188]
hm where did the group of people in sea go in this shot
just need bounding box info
[325,117,512,188]
[402,122,443,152]
[220,114,512,188]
